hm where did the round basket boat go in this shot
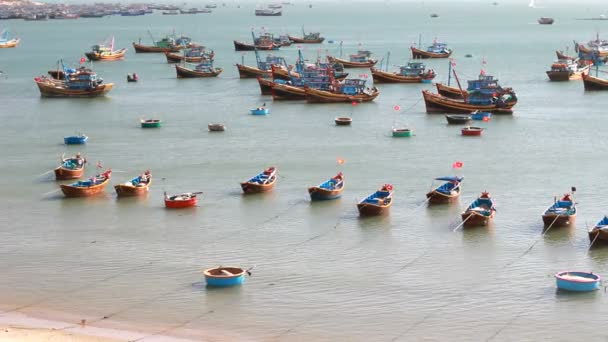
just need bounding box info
[203,266,247,287]
[392,128,412,137]
[334,117,352,126]
[555,271,601,292]
[208,123,226,132]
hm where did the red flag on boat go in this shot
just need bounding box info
[336,158,345,165]
[96,160,102,168]
[393,105,401,111]
[480,69,486,76]
[79,57,86,64]
[452,161,463,169]
[482,116,490,122]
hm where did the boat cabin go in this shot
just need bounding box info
[399,62,427,76]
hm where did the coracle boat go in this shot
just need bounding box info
[445,115,472,124]
[64,134,88,145]
[538,17,554,24]
[392,127,413,137]
[234,32,279,51]
[114,171,151,197]
[241,166,277,194]
[236,50,286,78]
[588,216,608,246]
[334,117,352,125]
[55,154,86,180]
[203,266,249,287]
[288,30,324,44]
[127,74,138,82]
[357,184,393,216]
[175,62,223,78]
[542,193,576,227]
[308,172,344,201]
[61,169,112,198]
[582,71,608,90]
[164,192,200,208]
[546,59,590,81]
[132,34,190,53]
[371,61,436,83]
[426,176,462,204]
[208,123,226,131]
[250,105,270,115]
[461,126,484,136]
[35,65,113,98]
[0,29,20,48]
[555,271,600,292]
[305,79,379,103]
[461,192,496,227]
[327,50,377,68]
[411,41,452,59]
[165,46,214,63]
[85,37,127,61]
[141,119,162,128]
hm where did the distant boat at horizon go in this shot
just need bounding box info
[528,0,535,8]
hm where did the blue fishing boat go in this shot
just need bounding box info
[461,192,496,226]
[471,111,492,120]
[308,172,344,201]
[542,192,576,227]
[203,266,249,287]
[250,104,270,115]
[555,271,601,292]
[237,49,286,78]
[426,176,463,204]
[64,134,88,145]
[357,184,393,216]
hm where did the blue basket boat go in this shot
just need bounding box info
[64,134,88,145]
[555,271,601,292]
[250,107,270,115]
[203,266,248,287]
[471,111,492,120]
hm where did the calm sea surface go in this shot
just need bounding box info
[2,1,608,341]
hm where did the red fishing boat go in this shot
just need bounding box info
[461,126,484,136]
[164,192,200,208]
[60,169,112,197]
[54,154,86,180]
[240,167,277,194]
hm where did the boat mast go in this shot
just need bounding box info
[447,60,452,86]
[147,30,155,45]
[339,41,343,58]
[254,48,261,68]
[418,33,422,48]
[386,51,390,72]
[452,67,466,100]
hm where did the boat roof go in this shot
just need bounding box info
[435,176,463,182]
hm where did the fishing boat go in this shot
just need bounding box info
[273,34,292,47]
[542,193,576,227]
[208,123,226,131]
[54,154,86,180]
[588,216,608,245]
[175,61,223,78]
[470,111,492,120]
[240,167,277,194]
[426,176,462,204]
[357,184,393,216]
[141,119,162,128]
[255,8,282,16]
[64,134,88,145]
[127,73,139,82]
[555,271,600,292]
[546,59,590,81]
[538,17,554,24]
[203,266,249,287]
[85,37,127,61]
[334,117,352,125]
[288,29,324,44]
[445,115,472,124]
[114,171,151,197]
[236,50,286,78]
[582,71,608,90]
[0,29,19,48]
[165,46,214,63]
[35,64,113,98]
[460,192,496,227]
[371,60,436,83]
[164,192,200,208]
[461,126,484,136]
[132,33,189,53]
[327,50,377,68]
[234,32,279,51]
[257,76,274,95]
[575,34,608,58]
[435,73,515,101]
[411,41,452,59]
[392,127,413,137]
[305,77,379,103]
[60,169,112,198]
[308,172,344,201]
[556,50,575,60]
[250,105,270,115]
[423,89,516,114]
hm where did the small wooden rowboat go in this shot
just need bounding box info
[61,169,112,197]
[208,123,225,132]
[426,176,462,204]
[241,167,277,194]
[308,172,344,201]
[542,193,576,227]
[85,48,127,61]
[141,119,161,128]
[132,42,181,53]
[203,266,249,287]
[54,154,86,180]
[555,271,600,292]
[582,72,608,91]
[445,115,472,124]
[114,171,151,197]
[461,192,496,227]
[461,126,484,136]
[327,56,377,68]
[175,64,222,78]
[392,128,412,137]
[588,216,608,246]
[0,38,20,48]
[334,117,352,125]
[64,134,88,145]
[357,184,393,216]
[250,107,270,115]
[164,192,200,208]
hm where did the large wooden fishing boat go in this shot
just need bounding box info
[133,42,180,53]
[272,81,306,100]
[288,31,324,44]
[582,72,608,90]
[371,61,436,83]
[0,29,19,48]
[114,171,151,197]
[411,41,452,59]
[461,192,496,226]
[132,34,191,53]
[54,154,86,180]
[236,52,285,78]
[240,167,277,194]
[175,62,222,78]
[61,170,112,198]
[556,50,575,60]
[305,85,379,103]
[575,34,608,57]
[426,176,462,204]
[327,52,377,68]
[308,173,344,201]
[357,184,393,216]
[542,193,576,227]
[85,37,126,61]
[234,32,279,51]
[546,59,590,81]
[423,90,516,114]
[589,216,608,246]
[164,46,214,63]
[35,65,114,98]
[257,76,274,95]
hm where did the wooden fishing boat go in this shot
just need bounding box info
[203,266,248,287]
[236,52,286,78]
[371,63,436,83]
[54,154,86,180]
[423,90,516,114]
[542,193,576,227]
[538,17,554,24]
[445,115,472,124]
[164,192,200,208]
[411,41,452,59]
[0,29,19,48]
[208,123,226,131]
[271,81,306,100]
[164,46,214,63]
[85,38,127,61]
[166,52,205,63]
[64,134,88,145]
[288,32,324,44]
[461,192,496,227]
[392,128,413,137]
[556,50,575,60]
[305,84,380,103]
[582,72,608,90]
[61,169,112,197]
[588,216,608,245]
[546,59,590,81]
[133,35,191,53]
[114,171,151,197]
[133,42,181,53]
[357,184,393,216]
[334,117,352,125]
[461,126,484,136]
[327,55,377,68]
[257,76,274,95]
[555,271,600,292]
[233,40,277,51]
[308,172,344,201]
[175,62,222,78]
[240,167,277,194]
[35,66,113,98]
[436,83,466,99]
[141,119,162,128]
[237,64,271,78]
[426,176,462,204]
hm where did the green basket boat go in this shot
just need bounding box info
[392,128,413,137]
[141,119,162,128]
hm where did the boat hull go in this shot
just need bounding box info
[0,39,20,48]
[165,52,206,63]
[542,214,575,227]
[85,48,127,61]
[54,166,84,180]
[257,77,274,95]
[334,117,352,125]
[133,42,181,53]
[445,115,472,124]
[64,136,88,144]
[114,180,150,197]
[426,190,459,204]
[357,202,391,216]
[288,36,324,44]
[588,229,608,245]
[305,87,379,103]
[436,83,465,99]
[327,56,377,68]
[61,179,109,198]
[203,267,246,287]
[236,64,271,78]
[461,211,493,227]
[240,179,275,193]
[461,127,483,136]
[546,70,585,81]
[411,46,452,59]
[141,120,162,128]
[392,129,412,137]
[36,80,114,98]
[175,65,222,78]
[250,109,270,115]
[555,271,600,292]
[165,197,197,208]
[423,90,515,114]
[272,83,306,100]
[233,40,276,51]
[308,186,343,201]
[583,73,608,90]
[371,68,433,83]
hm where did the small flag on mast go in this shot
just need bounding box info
[452,161,463,169]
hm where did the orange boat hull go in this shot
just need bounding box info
[165,197,197,208]
[61,179,110,198]
[85,48,127,61]
[36,80,114,98]
[54,166,84,180]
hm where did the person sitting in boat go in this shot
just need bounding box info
[133,73,138,81]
